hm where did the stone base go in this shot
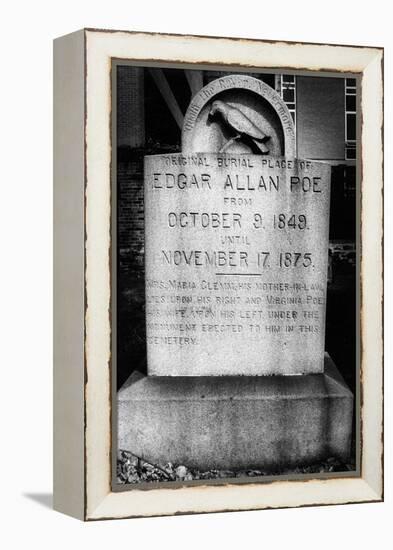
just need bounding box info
[118,353,353,471]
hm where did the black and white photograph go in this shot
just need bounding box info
[114,65,359,487]
[2,0,388,542]
[50,27,383,522]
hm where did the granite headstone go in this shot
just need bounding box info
[145,153,330,375]
[118,75,351,470]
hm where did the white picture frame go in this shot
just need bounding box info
[53,28,383,520]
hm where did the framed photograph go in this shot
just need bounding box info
[53,29,383,520]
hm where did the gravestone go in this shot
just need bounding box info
[145,154,330,375]
[119,75,353,470]
[182,75,295,156]
[144,75,330,376]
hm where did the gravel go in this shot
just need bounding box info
[117,450,355,485]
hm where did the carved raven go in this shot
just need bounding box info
[209,100,270,154]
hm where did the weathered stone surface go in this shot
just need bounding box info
[181,75,295,157]
[144,153,331,376]
[118,354,353,470]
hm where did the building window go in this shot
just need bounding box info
[279,74,296,128]
[343,165,356,199]
[345,78,357,160]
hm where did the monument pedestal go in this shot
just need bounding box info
[118,353,353,471]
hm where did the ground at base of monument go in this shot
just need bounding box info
[117,450,355,485]
[117,353,353,473]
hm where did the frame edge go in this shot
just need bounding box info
[53,28,86,521]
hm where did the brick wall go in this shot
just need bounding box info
[117,66,145,148]
[117,160,144,275]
